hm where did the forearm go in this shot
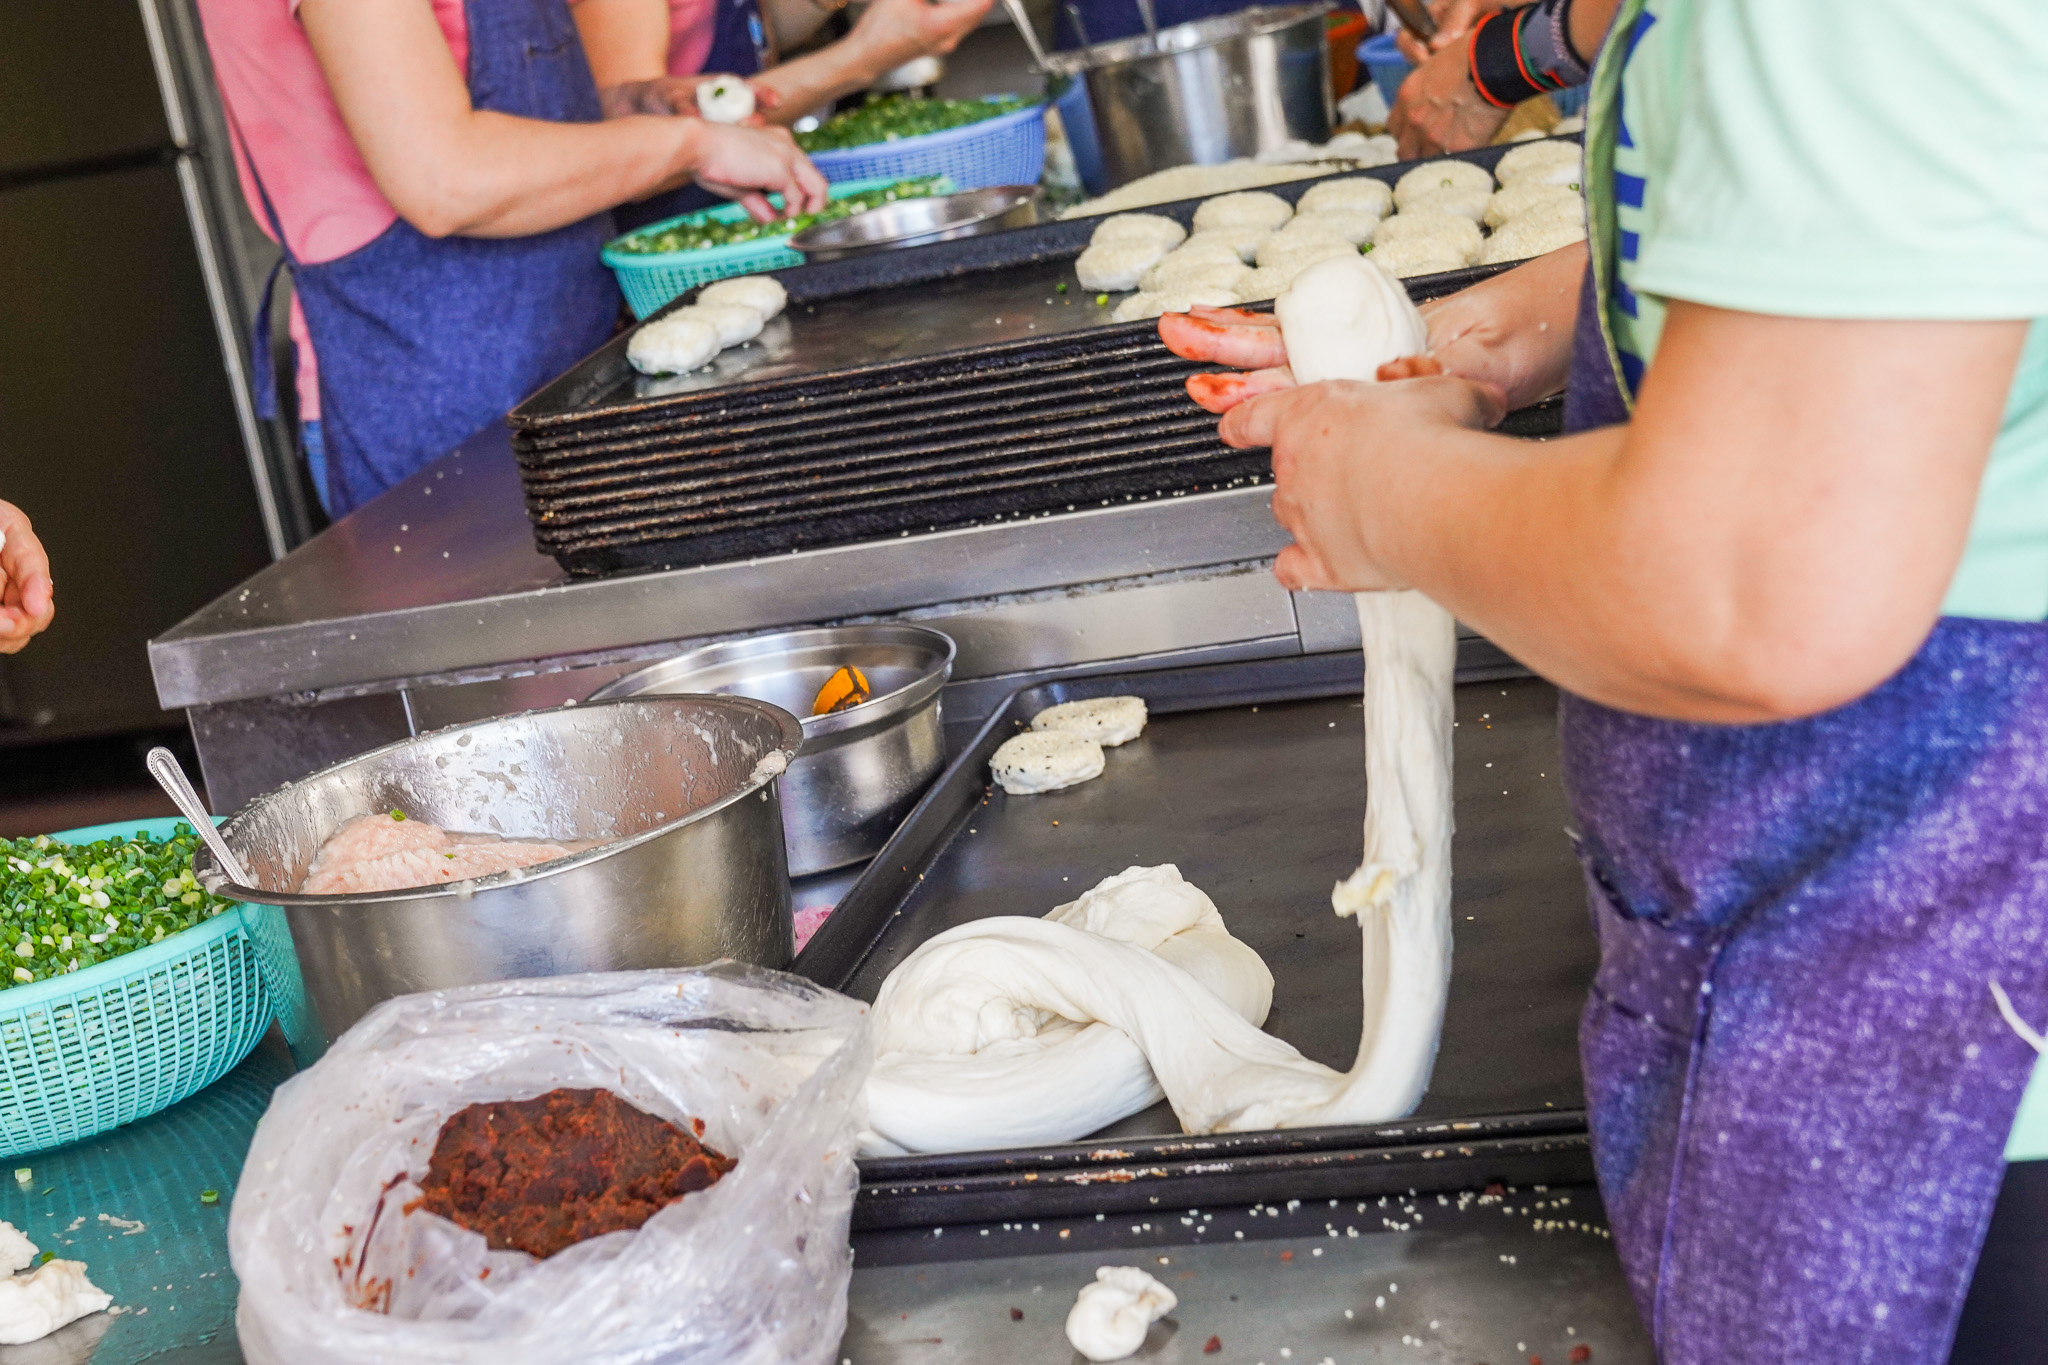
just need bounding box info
[1567,0,1623,66]
[752,40,884,124]
[1420,243,1583,408]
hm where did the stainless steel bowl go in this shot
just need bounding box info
[195,696,804,1043]
[591,625,954,876]
[790,186,1042,261]
[1048,3,1334,190]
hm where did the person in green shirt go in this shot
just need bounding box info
[1166,0,2048,1357]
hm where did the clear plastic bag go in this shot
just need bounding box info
[231,965,871,1365]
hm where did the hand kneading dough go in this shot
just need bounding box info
[1275,255,1426,387]
[1090,212,1187,252]
[696,273,786,321]
[626,313,720,375]
[990,729,1105,793]
[1067,1267,1177,1362]
[1031,695,1148,746]
[861,865,1275,1154]
[1192,190,1293,234]
[1077,240,1170,292]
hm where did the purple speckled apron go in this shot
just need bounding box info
[1560,256,2048,1361]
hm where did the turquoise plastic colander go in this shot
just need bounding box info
[0,817,309,1158]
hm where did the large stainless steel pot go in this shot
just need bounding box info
[1049,3,1334,191]
[591,625,954,877]
[195,696,803,1044]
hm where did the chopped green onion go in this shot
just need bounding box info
[611,176,948,256]
[794,95,1034,153]
[200,1189,220,1206]
[12,1168,29,1186]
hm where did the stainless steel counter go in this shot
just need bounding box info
[150,424,1382,807]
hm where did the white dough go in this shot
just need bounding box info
[1484,181,1580,229]
[1233,265,1296,302]
[990,729,1105,793]
[1299,176,1394,219]
[681,302,763,347]
[1402,183,1490,225]
[1366,238,1473,279]
[1372,210,1483,261]
[1479,213,1588,265]
[1141,238,1250,290]
[1140,258,1251,296]
[1192,191,1293,234]
[0,1259,112,1346]
[1274,255,1426,387]
[862,866,1275,1154]
[0,1221,35,1275]
[1111,284,1239,322]
[1254,219,1354,265]
[1066,1267,1177,1362]
[1251,238,1356,280]
[1090,213,1187,252]
[696,273,786,321]
[1493,138,1582,189]
[695,75,755,124]
[1032,696,1148,746]
[1393,158,1494,210]
[1077,240,1171,292]
[626,312,720,375]
[1186,224,1270,264]
[1291,208,1381,246]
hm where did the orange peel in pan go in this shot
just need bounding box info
[812,665,871,716]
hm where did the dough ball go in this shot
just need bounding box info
[1298,176,1394,220]
[697,274,787,321]
[1373,210,1482,262]
[680,302,763,347]
[1032,695,1148,747]
[1484,181,1581,229]
[1254,223,1354,269]
[1290,208,1381,246]
[1274,253,1426,385]
[1493,138,1582,189]
[696,76,756,124]
[1321,130,1398,166]
[627,312,721,375]
[991,729,1106,794]
[1478,211,1588,265]
[1253,238,1357,279]
[1186,224,1270,264]
[1393,158,1494,210]
[1402,184,1490,225]
[1234,265,1295,301]
[1066,1266,1178,1363]
[1192,190,1294,234]
[1090,212,1187,252]
[1076,240,1171,292]
[1366,237,1472,279]
[1141,256,1253,294]
[1111,284,1239,322]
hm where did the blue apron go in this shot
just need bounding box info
[1558,9,2048,1359]
[611,0,772,234]
[246,0,622,516]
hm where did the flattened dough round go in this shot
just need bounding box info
[627,313,720,375]
[991,729,1106,793]
[1493,138,1582,189]
[1032,695,1148,747]
[1393,158,1494,210]
[696,274,787,321]
[1090,213,1188,251]
[1077,240,1170,292]
[1298,176,1393,219]
[1192,190,1293,234]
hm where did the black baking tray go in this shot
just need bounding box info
[793,648,1600,1230]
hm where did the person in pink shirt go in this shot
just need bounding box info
[199,0,828,515]
[573,0,992,226]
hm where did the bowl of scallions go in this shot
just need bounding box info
[0,818,307,1158]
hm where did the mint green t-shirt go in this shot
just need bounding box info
[1586,0,2048,621]
[1581,0,2048,1161]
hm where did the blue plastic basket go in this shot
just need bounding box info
[602,176,949,319]
[0,818,308,1158]
[1358,32,1413,105]
[805,102,1046,192]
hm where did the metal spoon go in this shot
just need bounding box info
[1133,0,1158,42]
[146,746,256,890]
[999,0,1056,71]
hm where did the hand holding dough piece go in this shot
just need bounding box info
[1066,1267,1178,1362]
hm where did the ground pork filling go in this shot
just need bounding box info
[412,1088,736,1259]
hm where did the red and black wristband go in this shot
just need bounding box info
[1468,7,1547,109]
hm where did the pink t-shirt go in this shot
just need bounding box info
[197,0,471,418]
[665,0,719,77]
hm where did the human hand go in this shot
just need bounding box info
[1386,35,1511,158]
[1218,377,1504,592]
[0,500,54,654]
[689,122,829,220]
[847,0,997,72]
[600,75,783,120]
[1391,0,1506,64]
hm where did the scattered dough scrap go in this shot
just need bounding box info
[1192,190,1293,234]
[0,1259,113,1347]
[0,1222,35,1275]
[1066,1266,1178,1362]
[1089,212,1187,252]
[990,729,1106,793]
[1393,158,1494,210]
[1032,696,1148,747]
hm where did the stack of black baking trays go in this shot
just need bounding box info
[509,145,1552,578]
